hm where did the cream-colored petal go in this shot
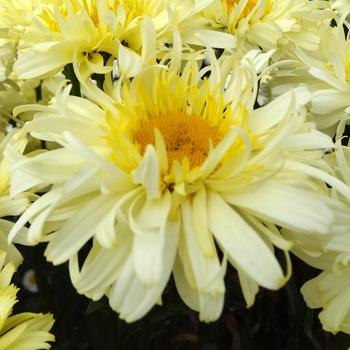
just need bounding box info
[8,189,61,244]
[108,219,179,322]
[207,191,284,289]
[192,187,216,257]
[70,226,131,300]
[45,194,117,264]
[132,145,160,199]
[130,191,171,285]
[238,270,259,308]
[181,199,225,292]
[223,181,334,233]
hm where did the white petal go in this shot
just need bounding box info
[108,219,180,322]
[285,160,350,201]
[251,87,310,134]
[319,288,350,334]
[8,189,61,244]
[14,43,74,79]
[0,225,22,266]
[0,196,28,217]
[181,199,225,292]
[118,45,143,78]
[223,181,334,233]
[130,191,171,285]
[301,275,323,309]
[207,191,284,289]
[238,270,259,308]
[284,129,334,150]
[174,255,225,322]
[309,67,350,91]
[311,89,350,115]
[192,187,216,257]
[45,194,116,264]
[132,145,160,199]
[186,29,236,49]
[173,255,199,311]
[70,225,132,300]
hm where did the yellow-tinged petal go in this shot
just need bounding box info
[192,187,216,257]
[132,145,160,199]
[130,191,172,285]
[45,194,117,264]
[238,270,259,308]
[223,181,334,233]
[207,191,285,289]
[108,218,180,322]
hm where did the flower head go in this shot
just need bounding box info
[300,143,350,335]
[8,53,341,322]
[202,0,334,53]
[7,0,234,86]
[294,23,350,135]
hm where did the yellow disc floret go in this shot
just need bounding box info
[133,113,223,168]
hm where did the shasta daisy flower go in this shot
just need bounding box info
[202,0,333,53]
[0,0,58,82]
[8,53,341,322]
[9,0,234,99]
[293,23,350,134]
[281,143,350,270]
[0,250,55,349]
[300,144,350,334]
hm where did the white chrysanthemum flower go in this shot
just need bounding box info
[299,144,350,335]
[282,148,350,270]
[0,1,60,87]
[7,0,234,92]
[0,250,55,349]
[202,0,334,53]
[8,53,343,322]
[290,23,350,134]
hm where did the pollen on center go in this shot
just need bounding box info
[133,113,223,168]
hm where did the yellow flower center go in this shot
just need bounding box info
[133,113,223,168]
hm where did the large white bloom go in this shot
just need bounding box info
[301,144,350,334]
[4,0,234,97]
[7,52,342,322]
[284,143,350,269]
[202,0,334,54]
[283,23,350,134]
